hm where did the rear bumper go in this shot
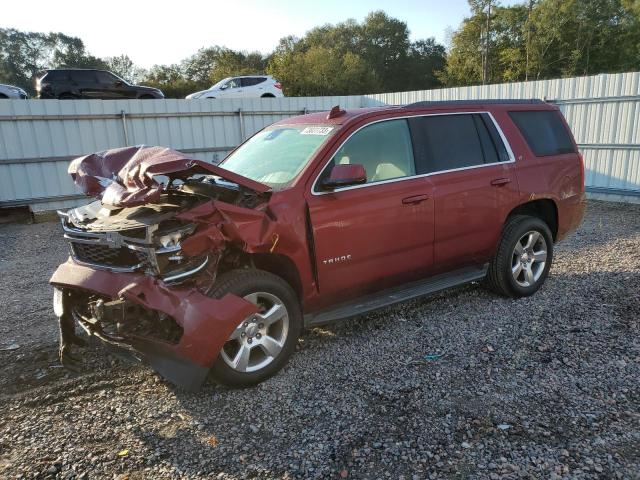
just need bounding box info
[50,259,257,390]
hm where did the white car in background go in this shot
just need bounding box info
[186,75,284,99]
[0,83,28,99]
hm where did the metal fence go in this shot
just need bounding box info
[1,72,638,211]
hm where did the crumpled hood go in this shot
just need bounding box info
[68,145,270,208]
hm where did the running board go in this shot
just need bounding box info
[304,265,487,327]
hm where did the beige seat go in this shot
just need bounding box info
[371,163,407,182]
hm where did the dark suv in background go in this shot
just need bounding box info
[37,69,164,99]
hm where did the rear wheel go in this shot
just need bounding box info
[59,93,75,100]
[485,215,553,297]
[0,94,8,99]
[208,269,302,387]
[261,93,275,98]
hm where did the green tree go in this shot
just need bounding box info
[0,28,107,94]
[105,54,146,84]
[267,11,446,95]
[443,0,640,86]
[143,64,198,98]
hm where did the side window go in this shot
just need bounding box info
[226,78,241,89]
[316,119,416,190]
[44,71,66,81]
[70,71,96,83]
[480,113,511,162]
[509,110,576,156]
[95,71,117,85]
[409,114,485,174]
[241,77,265,87]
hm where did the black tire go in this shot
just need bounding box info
[0,94,8,99]
[261,93,275,98]
[208,269,302,387]
[139,94,155,99]
[59,93,75,100]
[485,215,554,298]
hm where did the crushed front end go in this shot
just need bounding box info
[50,146,276,390]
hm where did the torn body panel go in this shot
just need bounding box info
[69,145,269,207]
[51,146,303,390]
[51,261,257,390]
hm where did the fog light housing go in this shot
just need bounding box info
[53,287,65,317]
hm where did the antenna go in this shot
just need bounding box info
[327,105,346,119]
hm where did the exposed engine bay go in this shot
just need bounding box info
[50,146,281,390]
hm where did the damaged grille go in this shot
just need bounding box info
[59,211,206,282]
[70,242,148,269]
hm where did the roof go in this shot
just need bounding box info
[404,99,545,108]
[272,106,400,126]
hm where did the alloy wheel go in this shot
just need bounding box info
[220,292,289,373]
[511,230,548,288]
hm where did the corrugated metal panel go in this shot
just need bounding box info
[0,95,365,210]
[1,73,639,210]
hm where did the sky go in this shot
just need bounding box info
[2,0,522,69]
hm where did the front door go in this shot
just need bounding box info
[306,118,435,306]
[219,78,243,98]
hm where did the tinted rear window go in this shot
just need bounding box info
[509,110,576,156]
[43,71,67,81]
[409,114,488,173]
[241,77,266,87]
[69,71,97,82]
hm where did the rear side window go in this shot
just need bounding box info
[509,110,576,156]
[42,71,67,81]
[410,114,506,174]
[69,71,96,83]
[241,77,266,87]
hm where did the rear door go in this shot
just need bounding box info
[408,112,520,272]
[70,71,103,99]
[241,77,266,96]
[306,118,435,305]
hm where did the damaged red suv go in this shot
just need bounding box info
[50,100,585,390]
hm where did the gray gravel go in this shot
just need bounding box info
[0,200,639,479]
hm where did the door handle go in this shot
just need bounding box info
[402,194,429,205]
[490,177,511,186]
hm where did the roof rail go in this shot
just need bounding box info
[404,99,545,109]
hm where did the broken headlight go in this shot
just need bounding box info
[153,224,207,282]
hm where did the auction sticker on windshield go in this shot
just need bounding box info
[301,126,334,135]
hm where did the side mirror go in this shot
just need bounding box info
[114,81,124,87]
[321,164,367,190]
[219,84,228,90]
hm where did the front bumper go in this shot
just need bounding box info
[50,260,257,390]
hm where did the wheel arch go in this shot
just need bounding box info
[507,199,558,241]
[246,253,303,302]
[261,93,275,98]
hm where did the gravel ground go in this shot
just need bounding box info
[0,200,639,480]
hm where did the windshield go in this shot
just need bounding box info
[210,78,231,89]
[220,125,335,189]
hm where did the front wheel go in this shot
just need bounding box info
[208,269,302,387]
[485,215,554,297]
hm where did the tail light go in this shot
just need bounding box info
[578,152,585,192]
[274,82,282,90]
